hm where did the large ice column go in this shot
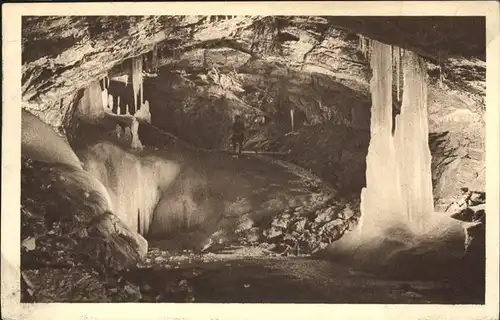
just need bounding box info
[359,41,403,236]
[394,50,434,234]
[132,56,143,112]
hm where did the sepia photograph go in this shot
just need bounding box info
[2,2,499,320]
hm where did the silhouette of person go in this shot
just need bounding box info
[231,115,246,155]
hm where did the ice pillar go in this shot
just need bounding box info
[394,51,434,234]
[359,41,403,236]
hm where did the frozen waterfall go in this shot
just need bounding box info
[360,40,434,237]
[359,41,403,236]
[394,50,434,234]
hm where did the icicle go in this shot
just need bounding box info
[117,96,121,113]
[396,47,401,102]
[108,94,114,111]
[394,51,434,234]
[290,108,295,132]
[125,104,130,116]
[112,75,129,84]
[102,88,108,109]
[132,56,143,111]
[140,81,144,107]
[359,40,403,236]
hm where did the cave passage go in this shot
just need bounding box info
[18,15,487,306]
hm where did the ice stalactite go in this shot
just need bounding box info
[117,96,121,114]
[394,50,434,234]
[132,56,143,112]
[140,82,144,107]
[396,47,401,102]
[359,41,403,237]
[101,88,108,109]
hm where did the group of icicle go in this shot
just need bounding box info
[77,47,163,151]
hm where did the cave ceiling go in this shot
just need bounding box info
[22,15,486,114]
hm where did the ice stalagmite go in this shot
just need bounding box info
[108,94,114,112]
[359,41,403,236]
[132,56,143,112]
[130,117,143,151]
[135,100,151,123]
[394,50,434,234]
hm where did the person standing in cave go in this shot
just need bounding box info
[231,114,246,156]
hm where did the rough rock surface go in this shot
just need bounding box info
[19,16,486,302]
[21,157,147,301]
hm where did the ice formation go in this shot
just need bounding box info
[394,50,434,234]
[130,117,144,150]
[359,40,434,237]
[132,56,143,111]
[395,47,401,101]
[135,100,151,123]
[108,94,114,112]
[359,41,403,236]
[101,88,108,109]
[77,80,105,121]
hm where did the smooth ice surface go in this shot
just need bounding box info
[331,41,463,269]
[394,50,434,234]
[359,41,403,237]
[359,41,435,237]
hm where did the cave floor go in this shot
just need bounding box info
[127,244,484,304]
